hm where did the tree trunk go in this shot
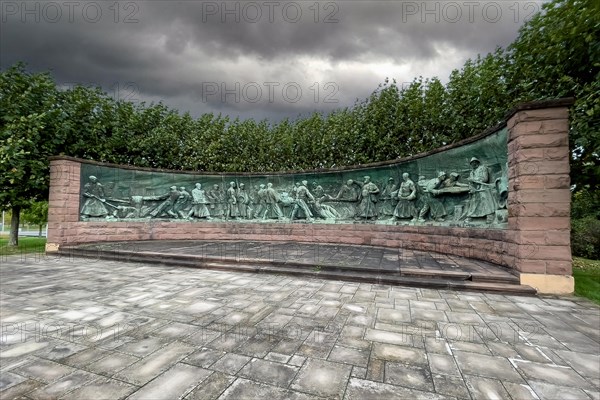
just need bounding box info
[8,206,20,247]
[38,224,43,237]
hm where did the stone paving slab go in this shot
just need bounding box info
[0,255,599,399]
[72,240,517,278]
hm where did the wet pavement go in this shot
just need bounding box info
[1,254,598,399]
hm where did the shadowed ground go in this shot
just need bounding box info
[0,254,598,399]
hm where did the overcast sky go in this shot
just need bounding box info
[1,0,545,121]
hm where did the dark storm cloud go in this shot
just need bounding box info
[0,0,544,120]
[154,1,526,62]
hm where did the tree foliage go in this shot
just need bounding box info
[21,201,48,237]
[506,0,599,192]
[0,63,61,245]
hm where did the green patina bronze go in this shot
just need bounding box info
[79,128,508,228]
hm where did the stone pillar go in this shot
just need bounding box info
[507,99,574,294]
[46,158,81,252]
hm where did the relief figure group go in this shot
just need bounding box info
[81,156,507,226]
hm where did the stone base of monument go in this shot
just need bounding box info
[57,240,536,296]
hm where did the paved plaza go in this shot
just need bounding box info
[1,253,599,399]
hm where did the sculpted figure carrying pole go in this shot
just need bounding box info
[80,175,109,218]
[150,186,181,218]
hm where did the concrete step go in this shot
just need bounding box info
[61,248,513,281]
[58,247,535,296]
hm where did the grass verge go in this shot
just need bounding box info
[573,257,600,305]
[0,237,47,257]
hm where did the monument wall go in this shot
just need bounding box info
[46,99,574,293]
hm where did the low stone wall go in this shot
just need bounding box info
[47,217,513,265]
[47,99,574,294]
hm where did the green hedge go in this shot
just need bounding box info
[571,217,600,260]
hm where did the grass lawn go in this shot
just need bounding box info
[0,236,47,256]
[572,257,600,305]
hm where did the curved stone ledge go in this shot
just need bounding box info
[48,220,514,271]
